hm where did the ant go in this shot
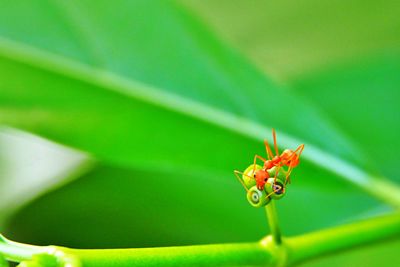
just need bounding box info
[234,129,304,207]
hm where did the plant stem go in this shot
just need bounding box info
[62,242,277,267]
[265,201,282,244]
[63,212,400,267]
[284,212,400,266]
[1,213,399,267]
[0,234,44,262]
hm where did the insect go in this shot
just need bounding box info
[234,129,304,207]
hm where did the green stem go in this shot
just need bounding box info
[265,201,282,244]
[285,212,400,266]
[64,212,400,266]
[62,242,277,267]
[1,213,399,267]
[0,234,44,262]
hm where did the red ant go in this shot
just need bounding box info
[236,129,304,191]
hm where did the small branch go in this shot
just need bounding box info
[66,212,400,267]
[0,235,80,266]
[284,212,400,266]
[61,242,277,267]
[265,201,282,244]
[1,213,399,266]
[0,234,44,262]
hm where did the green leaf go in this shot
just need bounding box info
[292,55,400,184]
[182,0,400,185]
[3,164,383,248]
[0,128,90,225]
[176,2,400,265]
[0,0,396,249]
[182,0,400,80]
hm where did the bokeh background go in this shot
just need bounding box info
[0,1,399,266]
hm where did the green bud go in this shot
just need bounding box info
[242,164,261,189]
[246,186,271,207]
[267,166,287,181]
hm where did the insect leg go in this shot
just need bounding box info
[265,184,282,200]
[273,165,282,185]
[284,144,305,184]
[234,170,251,192]
[264,139,274,160]
[272,129,279,156]
[284,163,295,185]
[293,144,305,158]
[285,166,292,185]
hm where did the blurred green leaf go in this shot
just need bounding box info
[0,128,90,225]
[177,2,400,265]
[5,163,383,248]
[182,0,400,80]
[0,0,394,251]
[182,0,400,183]
[292,56,400,183]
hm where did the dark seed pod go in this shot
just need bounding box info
[266,178,286,200]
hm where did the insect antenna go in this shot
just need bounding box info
[234,170,251,192]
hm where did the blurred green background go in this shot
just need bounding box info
[0,0,399,266]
